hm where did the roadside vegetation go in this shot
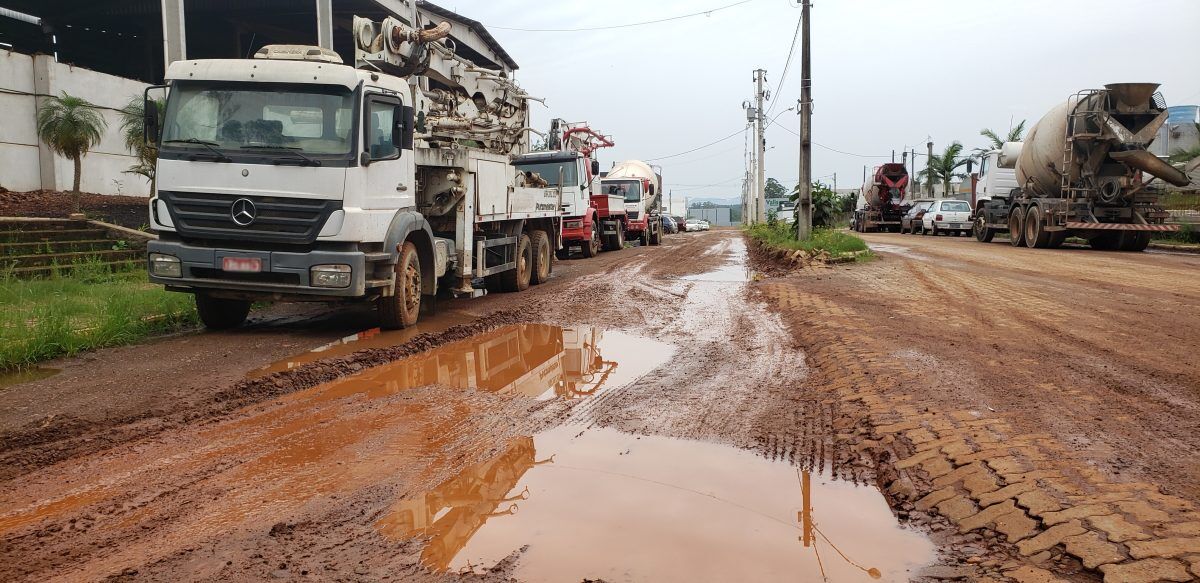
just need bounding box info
[0,264,196,370]
[746,220,869,259]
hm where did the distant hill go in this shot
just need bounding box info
[686,196,741,207]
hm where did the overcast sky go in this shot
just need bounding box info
[460,0,1200,201]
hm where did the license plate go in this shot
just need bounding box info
[222,257,262,272]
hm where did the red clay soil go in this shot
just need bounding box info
[0,189,149,229]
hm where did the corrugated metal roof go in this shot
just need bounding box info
[417,0,518,71]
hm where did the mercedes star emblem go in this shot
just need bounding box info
[230,198,257,226]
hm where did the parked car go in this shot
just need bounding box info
[661,215,678,234]
[673,216,688,231]
[921,199,974,236]
[683,219,707,232]
[698,220,711,231]
[902,199,936,234]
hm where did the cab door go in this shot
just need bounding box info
[360,92,415,210]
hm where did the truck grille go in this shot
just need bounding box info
[628,211,640,220]
[159,191,340,244]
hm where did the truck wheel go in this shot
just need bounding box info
[556,248,571,260]
[931,223,940,236]
[1008,208,1026,247]
[582,221,601,258]
[1117,231,1151,252]
[1047,231,1067,249]
[1024,206,1051,248]
[499,233,533,292]
[649,223,662,246]
[530,230,551,285]
[377,242,421,329]
[195,294,251,330]
[1089,232,1120,250]
[639,228,649,246]
[973,217,995,242]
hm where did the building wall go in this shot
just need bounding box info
[0,52,149,196]
[688,207,733,226]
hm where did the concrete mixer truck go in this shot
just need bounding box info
[599,160,664,247]
[972,83,1190,251]
[852,163,910,233]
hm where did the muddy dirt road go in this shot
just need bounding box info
[2,229,1199,582]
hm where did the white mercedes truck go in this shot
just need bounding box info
[145,9,560,330]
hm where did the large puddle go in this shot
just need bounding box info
[380,425,934,582]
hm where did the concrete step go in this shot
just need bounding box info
[1,249,144,269]
[0,228,110,243]
[0,239,116,256]
[5,259,143,279]
[0,218,91,233]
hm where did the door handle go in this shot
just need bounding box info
[396,184,408,192]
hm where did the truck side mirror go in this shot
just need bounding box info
[392,105,403,148]
[142,86,167,146]
[401,105,415,150]
[591,159,600,175]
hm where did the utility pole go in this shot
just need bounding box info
[753,69,768,224]
[833,172,837,194]
[795,0,812,240]
[926,140,934,197]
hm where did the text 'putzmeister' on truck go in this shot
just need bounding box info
[143,7,564,330]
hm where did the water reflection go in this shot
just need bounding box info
[381,425,935,582]
[0,367,61,389]
[301,324,645,403]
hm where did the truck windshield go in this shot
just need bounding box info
[513,161,577,187]
[161,82,356,156]
[604,180,642,203]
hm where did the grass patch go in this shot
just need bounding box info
[746,222,870,258]
[0,267,197,370]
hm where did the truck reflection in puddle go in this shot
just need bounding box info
[298,323,666,402]
[378,425,935,582]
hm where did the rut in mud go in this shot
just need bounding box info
[0,231,934,583]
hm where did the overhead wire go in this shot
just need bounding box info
[765,13,803,116]
[487,0,756,32]
[644,127,747,162]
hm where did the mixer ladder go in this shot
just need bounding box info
[1060,89,1106,201]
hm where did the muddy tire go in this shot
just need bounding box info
[604,223,625,252]
[1117,231,1151,252]
[973,217,995,243]
[1008,208,1026,247]
[1024,206,1051,249]
[195,294,251,330]
[1089,232,1120,250]
[499,233,533,292]
[931,223,940,236]
[581,220,601,258]
[377,242,422,329]
[530,230,551,285]
[556,248,571,260]
[649,223,662,246]
[1047,231,1067,249]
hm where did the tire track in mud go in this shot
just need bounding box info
[754,235,1200,582]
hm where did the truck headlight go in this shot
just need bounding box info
[149,253,181,277]
[311,264,352,288]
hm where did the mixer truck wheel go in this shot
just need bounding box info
[530,230,551,285]
[1117,231,1151,252]
[377,242,421,329]
[974,218,995,242]
[1008,209,1026,247]
[1088,232,1120,250]
[1024,206,1051,248]
[582,221,601,258]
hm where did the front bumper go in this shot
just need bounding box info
[934,221,971,230]
[147,239,371,298]
[562,221,591,242]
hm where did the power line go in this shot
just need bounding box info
[765,14,803,116]
[487,0,756,32]
[774,124,891,158]
[644,127,747,161]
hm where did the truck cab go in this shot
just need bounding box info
[600,160,663,247]
[973,149,1018,204]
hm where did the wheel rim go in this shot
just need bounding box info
[538,240,549,277]
[1025,208,1040,245]
[404,260,420,314]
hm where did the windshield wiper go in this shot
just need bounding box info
[241,145,322,167]
[162,138,232,162]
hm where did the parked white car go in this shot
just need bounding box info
[922,199,973,236]
[683,219,709,232]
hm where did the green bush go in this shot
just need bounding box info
[745,222,869,257]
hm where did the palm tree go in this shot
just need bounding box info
[119,96,162,192]
[980,120,1027,150]
[36,92,108,208]
[918,141,970,196]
